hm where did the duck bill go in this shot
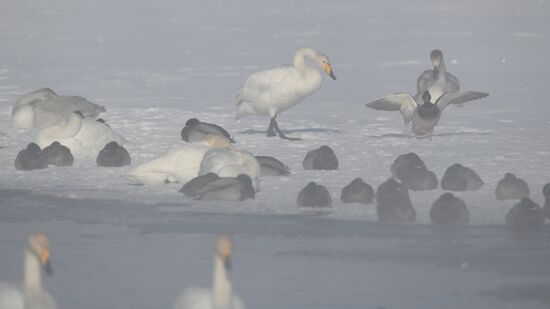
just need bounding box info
[324,64,337,80]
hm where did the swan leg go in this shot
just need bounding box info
[272,117,301,141]
[266,117,277,137]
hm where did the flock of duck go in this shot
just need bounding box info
[2,47,548,308]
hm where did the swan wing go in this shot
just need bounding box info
[173,288,212,309]
[0,282,24,309]
[416,69,436,94]
[435,91,489,111]
[34,96,105,117]
[236,66,294,105]
[366,93,417,124]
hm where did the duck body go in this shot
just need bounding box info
[302,145,339,170]
[495,173,530,201]
[340,178,374,204]
[14,143,48,171]
[390,152,437,191]
[197,174,256,201]
[430,193,469,224]
[12,88,105,129]
[181,118,234,144]
[41,142,74,167]
[440,163,484,191]
[296,181,332,208]
[180,173,220,198]
[506,198,545,231]
[96,141,131,167]
[255,156,290,176]
[375,178,416,223]
[199,148,260,190]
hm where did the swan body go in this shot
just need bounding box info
[415,49,460,102]
[235,47,336,140]
[174,235,245,309]
[199,148,260,190]
[12,88,105,129]
[0,233,57,309]
[35,112,127,160]
[366,90,488,136]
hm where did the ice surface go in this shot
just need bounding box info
[1,0,550,308]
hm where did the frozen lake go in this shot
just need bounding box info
[1,0,550,308]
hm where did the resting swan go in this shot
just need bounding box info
[235,47,336,140]
[128,134,229,186]
[35,112,127,160]
[0,233,57,309]
[174,235,245,309]
[12,88,105,129]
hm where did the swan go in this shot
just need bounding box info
[235,47,336,140]
[174,235,245,309]
[366,90,489,137]
[128,134,227,186]
[35,112,127,160]
[198,146,260,190]
[181,118,235,144]
[12,88,105,129]
[415,49,460,102]
[0,233,57,309]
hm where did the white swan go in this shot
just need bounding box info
[415,50,460,102]
[128,134,228,186]
[174,235,245,309]
[199,146,260,190]
[12,88,106,129]
[235,47,336,140]
[0,233,57,309]
[35,112,127,159]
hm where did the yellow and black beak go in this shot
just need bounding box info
[39,249,53,275]
[324,63,337,80]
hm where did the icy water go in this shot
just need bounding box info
[1,0,550,308]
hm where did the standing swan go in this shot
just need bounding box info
[174,235,245,309]
[0,233,57,309]
[415,49,460,102]
[12,88,105,129]
[235,47,336,140]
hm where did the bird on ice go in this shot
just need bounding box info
[415,49,460,102]
[235,47,336,140]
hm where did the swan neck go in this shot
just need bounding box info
[293,48,317,74]
[212,255,232,309]
[436,57,447,82]
[24,249,42,293]
[49,115,82,138]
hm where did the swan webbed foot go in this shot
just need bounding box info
[266,117,277,137]
[270,116,301,141]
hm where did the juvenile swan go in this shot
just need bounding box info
[235,47,336,140]
[0,233,57,309]
[415,49,460,102]
[12,88,105,129]
[174,235,245,309]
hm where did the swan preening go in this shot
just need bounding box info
[174,235,245,309]
[235,47,336,140]
[0,233,57,309]
[366,90,488,137]
[12,88,105,129]
[35,112,127,160]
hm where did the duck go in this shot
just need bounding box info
[543,183,550,220]
[197,174,256,202]
[235,47,336,140]
[302,145,339,170]
[12,88,105,129]
[14,143,48,171]
[340,178,374,204]
[181,118,235,144]
[430,193,470,225]
[506,198,545,231]
[296,181,332,208]
[198,146,260,190]
[41,142,74,167]
[128,134,230,186]
[179,173,220,198]
[495,173,530,201]
[35,111,127,160]
[375,178,416,224]
[440,163,484,191]
[0,233,57,309]
[96,141,131,167]
[366,90,488,137]
[415,49,460,102]
[390,152,437,191]
[255,156,290,176]
[173,235,245,309]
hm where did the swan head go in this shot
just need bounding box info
[430,49,443,68]
[216,235,233,268]
[28,233,52,275]
[316,53,337,80]
[202,134,232,148]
